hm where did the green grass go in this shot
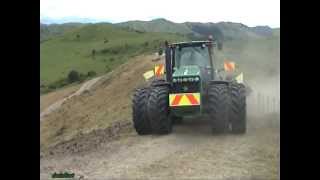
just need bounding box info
[41,21,279,93]
[40,23,186,89]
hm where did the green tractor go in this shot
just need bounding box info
[132,37,246,135]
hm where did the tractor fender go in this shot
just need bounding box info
[209,80,230,85]
[152,82,171,87]
[150,79,170,87]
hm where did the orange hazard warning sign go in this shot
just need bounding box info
[154,64,164,77]
[224,61,235,72]
[169,93,200,106]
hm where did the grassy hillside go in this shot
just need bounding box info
[117,19,276,42]
[117,18,193,34]
[41,19,279,94]
[120,18,280,80]
[40,23,86,43]
[40,23,186,93]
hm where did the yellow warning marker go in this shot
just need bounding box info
[236,72,244,83]
[143,70,154,80]
[154,64,165,77]
[224,61,235,72]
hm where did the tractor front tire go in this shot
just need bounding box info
[147,86,172,134]
[132,87,152,135]
[208,84,229,134]
[229,83,247,134]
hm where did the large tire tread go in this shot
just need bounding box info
[132,87,152,135]
[208,84,229,134]
[229,83,246,134]
[148,86,172,134]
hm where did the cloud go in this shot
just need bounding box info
[40,0,280,27]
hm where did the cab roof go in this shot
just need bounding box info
[169,40,215,48]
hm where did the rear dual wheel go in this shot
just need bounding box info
[147,86,172,134]
[132,87,152,135]
[208,84,229,134]
[229,83,246,134]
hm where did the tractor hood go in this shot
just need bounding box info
[172,65,201,77]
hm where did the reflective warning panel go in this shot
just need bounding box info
[154,64,164,77]
[224,61,235,72]
[169,93,201,106]
[236,72,244,83]
[143,70,154,80]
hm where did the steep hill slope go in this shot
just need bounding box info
[40,54,158,150]
[117,18,277,41]
[40,23,186,92]
[40,23,86,43]
[117,18,193,34]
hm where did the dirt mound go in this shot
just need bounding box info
[40,54,160,151]
[41,120,132,159]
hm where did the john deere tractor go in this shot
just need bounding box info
[132,37,246,135]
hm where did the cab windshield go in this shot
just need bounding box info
[174,46,210,69]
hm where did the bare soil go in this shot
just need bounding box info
[40,113,279,180]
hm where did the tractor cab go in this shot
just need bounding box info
[167,41,218,94]
[165,40,216,84]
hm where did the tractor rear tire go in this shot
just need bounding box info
[132,87,152,135]
[229,83,247,134]
[208,84,229,134]
[147,86,172,134]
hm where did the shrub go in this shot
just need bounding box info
[111,49,119,54]
[79,73,86,83]
[68,70,80,83]
[101,48,109,54]
[135,30,145,34]
[48,84,56,89]
[87,71,97,77]
[105,66,110,72]
[92,49,96,59]
[158,48,163,56]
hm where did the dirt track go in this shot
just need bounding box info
[40,77,102,121]
[40,113,279,180]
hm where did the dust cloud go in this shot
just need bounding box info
[246,73,280,130]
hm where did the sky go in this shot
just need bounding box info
[40,0,280,28]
